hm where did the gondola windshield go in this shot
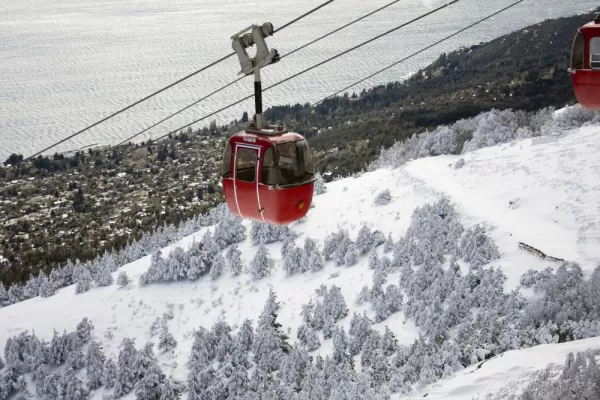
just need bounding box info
[571,31,584,70]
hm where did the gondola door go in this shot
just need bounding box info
[232,144,264,222]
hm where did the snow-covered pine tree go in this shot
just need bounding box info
[209,252,226,281]
[323,285,349,322]
[249,244,274,280]
[356,225,375,255]
[368,250,380,270]
[344,243,360,266]
[159,325,178,352]
[383,234,394,253]
[86,341,105,390]
[95,262,114,286]
[117,271,130,288]
[75,269,93,294]
[309,251,325,273]
[323,231,342,261]
[113,338,138,398]
[283,246,306,276]
[253,289,291,372]
[0,282,10,307]
[38,273,57,298]
[60,367,90,399]
[237,319,254,352]
[250,221,286,245]
[226,244,243,276]
[314,173,326,195]
[66,345,86,370]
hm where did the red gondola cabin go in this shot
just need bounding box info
[221,127,316,225]
[570,14,600,110]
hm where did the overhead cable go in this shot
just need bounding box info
[24,0,336,160]
[312,0,526,106]
[117,0,412,147]
[125,0,460,154]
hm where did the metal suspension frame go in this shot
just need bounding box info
[231,22,285,134]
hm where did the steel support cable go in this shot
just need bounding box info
[24,0,336,160]
[125,0,460,155]
[115,76,245,147]
[116,0,418,147]
[312,0,525,107]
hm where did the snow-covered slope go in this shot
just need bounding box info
[1,120,600,399]
[401,335,600,400]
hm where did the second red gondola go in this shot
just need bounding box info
[570,14,600,110]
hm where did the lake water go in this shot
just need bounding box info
[0,0,596,160]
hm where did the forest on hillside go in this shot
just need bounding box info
[263,10,599,176]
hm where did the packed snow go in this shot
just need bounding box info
[2,107,600,399]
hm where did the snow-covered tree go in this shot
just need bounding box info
[237,319,254,352]
[39,273,58,298]
[314,173,327,195]
[356,225,375,254]
[250,222,288,245]
[249,244,274,280]
[309,251,324,273]
[253,289,291,372]
[383,234,394,253]
[344,243,360,267]
[113,337,138,398]
[0,283,10,307]
[117,271,130,288]
[323,285,348,321]
[226,244,243,276]
[75,269,93,294]
[86,341,105,390]
[283,246,307,275]
[95,262,114,287]
[159,325,177,352]
[209,252,226,280]
[60,367,90,399]
[374,189,392,205]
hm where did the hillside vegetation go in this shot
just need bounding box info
[263,11,598,176]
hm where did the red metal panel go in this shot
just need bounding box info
[571,69,600,110]
[258,182,314,225]
[222,178,239,217]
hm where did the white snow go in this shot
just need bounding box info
[400,336,600,400]
[2,122,600,398]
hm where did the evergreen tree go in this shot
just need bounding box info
[314,173,327,195]
[39,273,58,298]
[227,244,243,276]
[0,282,11,307]
[95,263,114,286]
[75,269,93,294]
[113,338,138,398]
[309,251,325,273]
[344,243,360,266]
[249,244,274,280]
[209,252,226,280]
[283,246,306,275]
[117,271,130,288]
[323,285,349,321]
[159,325,178,352]
[237,319,254,352]
[253,289,291,371]
[86,341,105,390]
